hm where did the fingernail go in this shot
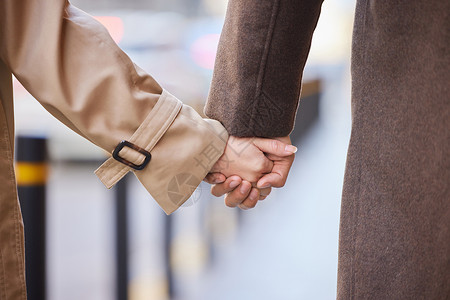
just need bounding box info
[249,190,258,200]
[259,183,271,189]
[229,180,240,188]
[213,177,224,184]
[239,204,249,210]
[285,145,297,153]
[240,184,248,194]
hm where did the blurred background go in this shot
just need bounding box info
[14,0,356,299]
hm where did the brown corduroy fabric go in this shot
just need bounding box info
[206,0,450,298]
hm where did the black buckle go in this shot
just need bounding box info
[112,140,151,170]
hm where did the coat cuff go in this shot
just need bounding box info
[95,90,228,214]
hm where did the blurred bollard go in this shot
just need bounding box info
[164,214,174,299]
[16,136,48,300]
[290,79,322,145]
[115,174,129,300]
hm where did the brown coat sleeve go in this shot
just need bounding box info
[205,0,323,137]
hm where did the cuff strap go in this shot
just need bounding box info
[94,90,182,188]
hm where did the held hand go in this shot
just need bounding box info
[256,136,295,189]
[203,174,272,208]
[205,136,296,209]
[210,136,296,182]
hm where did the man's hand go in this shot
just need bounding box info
[204,136,296,209]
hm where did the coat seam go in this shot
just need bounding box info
[0,88,26,299]
[14,204,26,300]
[7,134,26,300]
[254,0,280,97]
[0,249,6,300]
[248,0,280,134]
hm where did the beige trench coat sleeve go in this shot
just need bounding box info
[0,1,228,214]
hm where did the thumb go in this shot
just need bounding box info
[252,138,297,156]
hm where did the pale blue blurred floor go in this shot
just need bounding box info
[45,63,351,300]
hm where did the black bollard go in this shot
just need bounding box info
[16,136,48,300]
[290,79,322,145]
[115,173,129,300]
[163,214,174,299]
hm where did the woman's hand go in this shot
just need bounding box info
[204,136,296,209]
